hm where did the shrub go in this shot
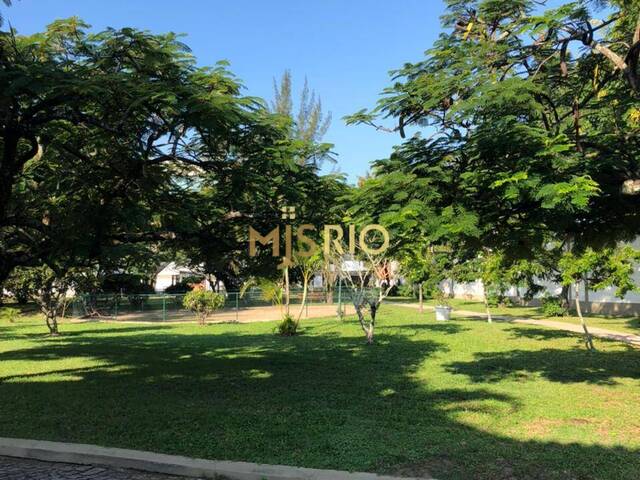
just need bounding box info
[397,283,416,298]
[276,314,298,336]
[486,291,501,308]
[540,296,567,317]
[3,274,31,304]
[183,290,224,325]
[165,276,204,294]
[487,289,512,308]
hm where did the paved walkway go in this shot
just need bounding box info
[389,303,640,347]
[0,438,426,480]
[0,456,196,480]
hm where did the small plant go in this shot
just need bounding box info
[0,307,20,323]
[276,314,298,336]
[183,290,225,325]
[432,288,450,307]
[487,290,511,308]
[486,291,501,308]
[540,296,567,317]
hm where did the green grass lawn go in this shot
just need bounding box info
[1,306,639,479]
[415,298,640,336]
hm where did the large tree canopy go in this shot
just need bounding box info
[344,0,640,347]
[1,18,341,292]
[347,0,640,260]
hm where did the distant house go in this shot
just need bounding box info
[154,262,213,292]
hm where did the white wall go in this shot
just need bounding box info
[443,264,640,305]
[154,274,175,293]
[153,262,213,292]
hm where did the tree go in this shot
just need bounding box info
[559,245,640,350]
[182,290,224,326]
[345,0,640,339]
[170,143,345,293]
[349,1,637,244]
[316,250,339,305]
[3,270,29,304]
[292,247,323,326]
[6,266,81,335]
[0,19,345,337]
[2,19,324,300]
[0,0,12,28]
[502,259,546,306]
[400,244,450,314]
[271,70,333,167]
[438,0,640,96]
[452,251,507,323]
[333,247,399,345]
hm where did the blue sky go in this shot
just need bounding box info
[4,0,446,183]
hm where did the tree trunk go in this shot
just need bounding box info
[296,274,310,326]
[583,277,590,314]
[45,313,59,336]
[575,283,595,350]
[560,284,571,310]
[367,303,378,344]
[353,299,374,345]
[516,287,525,306]
[284,266,290,316]
[418,283,424,314]
[483,284,492,323]
[366,325,374,344]
[325,284,334,304]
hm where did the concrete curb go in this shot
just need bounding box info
[0,437,429,480]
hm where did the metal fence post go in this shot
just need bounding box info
[114,295,118,320]
[337,279,342,320]
[235,292,239,323]
[162,295,167,322]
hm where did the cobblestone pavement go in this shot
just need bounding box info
[0,456,202,480]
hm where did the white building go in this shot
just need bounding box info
[154,263,213,292]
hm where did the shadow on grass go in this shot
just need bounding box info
[0,325,638,479]
[389,323,471,335]
[445,345,640,385]
[505,326,582,342]
[0,324,173,341]
[626,317,640,330]
[450,315,495,323]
